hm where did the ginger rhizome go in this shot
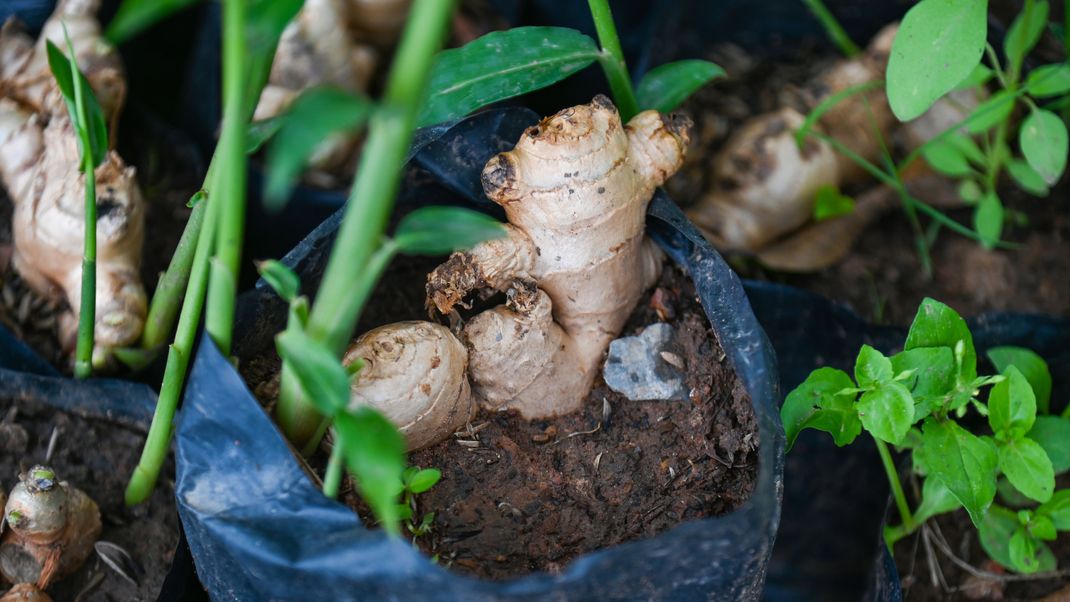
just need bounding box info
[0,0,147,361]
[342,96,690,449]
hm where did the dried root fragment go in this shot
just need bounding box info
[0,583,52,602]
[0,467,101,590]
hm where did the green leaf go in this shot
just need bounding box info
[264,87,373,208]
[915,476,963,524]
[905,298,977,381]
[855,345,893,387]
[998,437,1055,503]
[256,260,300,303]
[394,206,505,255]
[105,0,202,45]
[954,63,995,90]
[408,468,442,494]
[922,138,972,176]
[987,347,1051,413]
[418,27,600,127]
[918,418,997,526]
[857,382,915,444]
[812,185,856,221]
[636,59,724,114]
[45,40,108,169]
[973,193,1004,249]
[1027,416,1070,473]
[780,367,861,449]
[1003,0,1049,74]
[891,347,955,421]
[1025,63,1070,97]
[1020,109,1068,185]
[1037,490,1070,530]
[958,179,983,203]
[246,116,284,155]
[246,0,304,56]
[1009,526,1048,573]
[989,366,1037,437]
[1028,514,1057,540]
[1006,159,1050,196]
[335,408,406,537]
[886,0,988,121]
[275,329,350,416]
[965,90,1016,134]
[980,505,1056,572]
[998,476,1035,507]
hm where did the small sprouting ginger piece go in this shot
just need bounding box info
[0,467,101,590]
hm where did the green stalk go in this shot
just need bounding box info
[275,0,456,448]
[587,0,640,121]
[71,50,97,380]
[875,438,915,540]
[125,181,221,505]
[802,0,861,58]
[204,0,248,357]
[322,437,344,499]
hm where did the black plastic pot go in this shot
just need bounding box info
[171,106,785,601]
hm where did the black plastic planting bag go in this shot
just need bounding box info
[748,282,1070,602]
[173,107,785,601]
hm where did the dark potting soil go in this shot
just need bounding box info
[0,395,179,601]
[243,258,758,581]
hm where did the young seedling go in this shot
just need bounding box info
[782,298,1070,574]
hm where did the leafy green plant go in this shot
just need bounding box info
[782,298,1070,574]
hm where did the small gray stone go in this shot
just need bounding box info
[603,323,687,401]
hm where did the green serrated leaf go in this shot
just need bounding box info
[974,193,1003,250]
[256,260,300,302]
[105,0,202,45]
[812,184,856,221]
[264,87,373,208]
[1007,159,1050,196]
[915,476,963,524]
[408,468,442,494]
[987,347,1051,413]
[1025,63,1070,97]
[918,418,997,526]
[891,347,955,421]
[855,345,893,387]
[1020,109,1068,185]
[1027,416,1070,473]
[1009,526,1045,573]
[418,27,600,127]
[905,298,977,381]
[980,505,1055,572]
[45,40,108,169]
[1004,0,1049,74]
[781,367,861,449]
[1037,490,1070,530]
[857,381,915,444]
[394,206,505,255]
[275,329,350,416]
[335,408,406,536]
[989,366,1037,437]
[636,59,724,114]
[998,437,1055,503]
[886,0,989,121]
[965,90,1016,134]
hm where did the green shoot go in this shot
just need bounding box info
[801,0,861,58]
[587,0,640,120]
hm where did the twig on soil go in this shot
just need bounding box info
[548,422,602,446]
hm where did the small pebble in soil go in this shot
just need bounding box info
[603,323,687,401]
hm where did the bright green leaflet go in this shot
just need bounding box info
[997,437,1054,503]
[1020,109,1068,185]
[986,347,1052,413]
[918,418,997,527]
[106,0,202,44]
[780,367,861,449]
[636,60,724,114]
[1028,416,1070,473]
[393,206,506,255]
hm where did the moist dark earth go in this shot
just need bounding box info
[0,395,178,601]
[245,258,759,581]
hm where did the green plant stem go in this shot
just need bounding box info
[275,0,456,448]
[204,0,248,357]
[71,54,97,380]
[802,0,861,57]
[125,181,221,505]
[587,0,640,121]
[875,438,915,538]
[322,437,344,499]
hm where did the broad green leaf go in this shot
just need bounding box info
[947,132,987,165]
[922,138,972,176]
[857,382,915,444]
[886,0,988,121]
[256,260,300,303]
[891,347,955,421]
[973,193,1003,249]
[997,476,1035,507]
[408,468,442,494]
[988,366,1037,437]
[965,90,1016,134]
[919,418,997,526]
[812,184,856,221]
[1028,514,1057,540]
[1003,0,1049,74]
[419,27,600,127]
[905,298,977,381]
[1027,416,1070,473]
[1020,109,1068,185]
[1025,63,1070,97]
[1037,490,1070,530]
[998,437,1055,503]
[106,0,202,44]
[980,506,1056,573]
[780,367,861,449]
[987,347,1051,412]
[636,59,725,114]
[45,41,108,170]
[1007,159,1050,196]
[264,87,373,207]
[915,476,962,524]
[335,408,406,536]
[275,329,350,416]
[1009,526,1048,573]
[394,206,505,255]
[855,345,893,387]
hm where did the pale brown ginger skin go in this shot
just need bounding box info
[0,583,52,602]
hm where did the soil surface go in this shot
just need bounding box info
[244,259,758,581]
[0,395,178,601]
